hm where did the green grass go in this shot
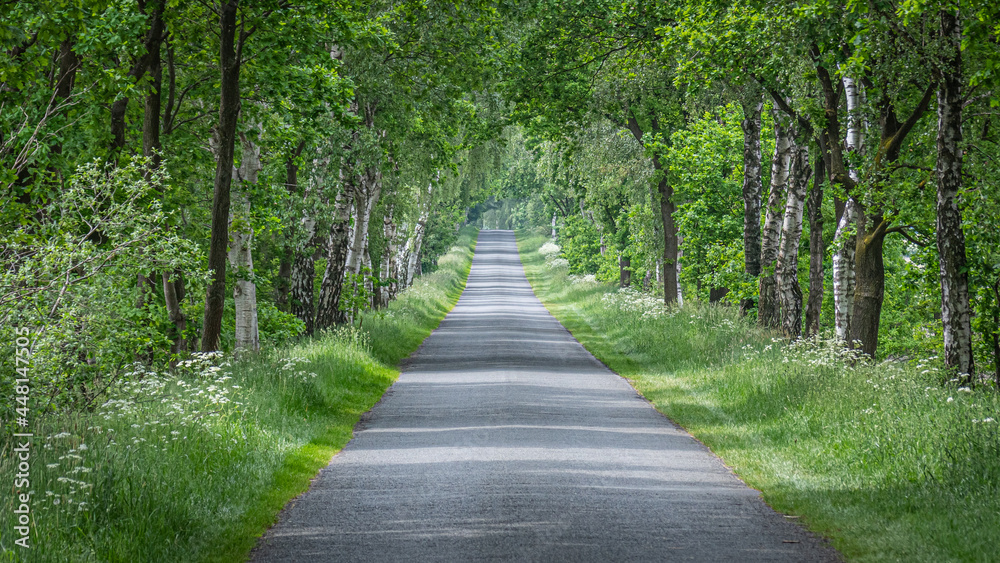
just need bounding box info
[519,228,1000,562]
[0,227,477,563]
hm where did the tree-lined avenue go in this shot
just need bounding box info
[251,230,838,562]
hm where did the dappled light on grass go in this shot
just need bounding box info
[518,228,1000,562]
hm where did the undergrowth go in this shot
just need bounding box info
[0,227,476,562]
[518,228,1000,563]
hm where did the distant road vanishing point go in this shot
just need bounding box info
[251,230,838,562]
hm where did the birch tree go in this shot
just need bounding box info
[933,7,974,380]
[776,138,811,339]
[759,111,793,328]
[740,94,764,316]
[227,132,262,352]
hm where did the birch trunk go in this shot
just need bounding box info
[315,190,351,330]
[362,239,373,309]
[935,8,975,380]
[379,204,396,308]
[289,239,316,334]
[406,199,431,287]
[741,97,764,315]
[776,139,810,339]
[832,201,857,342]
[395,221,410,296]
[805,155,825,337]
[227,132,262,352]
[832,74,863,343]
[346,167,382,276]
[759,110,792,328]
[676,235,683,306]
[229,194,259,352]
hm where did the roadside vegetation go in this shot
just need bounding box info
[520,229,1000,562]
[0,229,475,563]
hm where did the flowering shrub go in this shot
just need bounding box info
[537,241,570,271]
[538,241,560,258]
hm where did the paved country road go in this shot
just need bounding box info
[251,230,838,562]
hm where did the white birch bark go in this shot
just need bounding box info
[395,220,410,294]
[832,74,863,342]
[776,138,810,339]
[379,204,396,307]
[936,9,975,379]
[346,166,382,276]
[288,159,325,334]
[344,192,357,273]
[406,182,433,287]
[676,234,683,306]
[225,131,262,352]
[758,111,792,328]
[832,201,857,342]
[315,189,352,329]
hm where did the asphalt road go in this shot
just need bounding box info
[251,230,838,562]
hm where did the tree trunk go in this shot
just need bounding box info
[227,132,261,352]
[139,7,185,358]
[805,154,825,337]
[276,147,305,312]
[843,75,864,171]
[394,221,409,297]
[276,256,291,311]
[658,177,679,305]
[935,8,974,380]
[741,97,764,315]
[619,256,631,288]
[315,190,352,330]
[406,181,433,287]
[287,163,324,334]
[289,248,316,334]
[162,271,187,360]
[846,69,934,357]
[346,166,382,276]
[229,194,259,352]
[141,2,165,168]
[675,234,684,306]
[850,210,887,357]
[759,110,793,328]
[776,138,810,339]
[830,73,863,344]
[201,0,242,352]
[406,211,430,287]
[379,204,396,308]
[624,114,678,305]
[110,1,165,155]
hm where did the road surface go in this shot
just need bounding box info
[252,230,837,562]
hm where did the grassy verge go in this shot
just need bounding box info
[518,228,1000,562]
[1,227,477,563]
